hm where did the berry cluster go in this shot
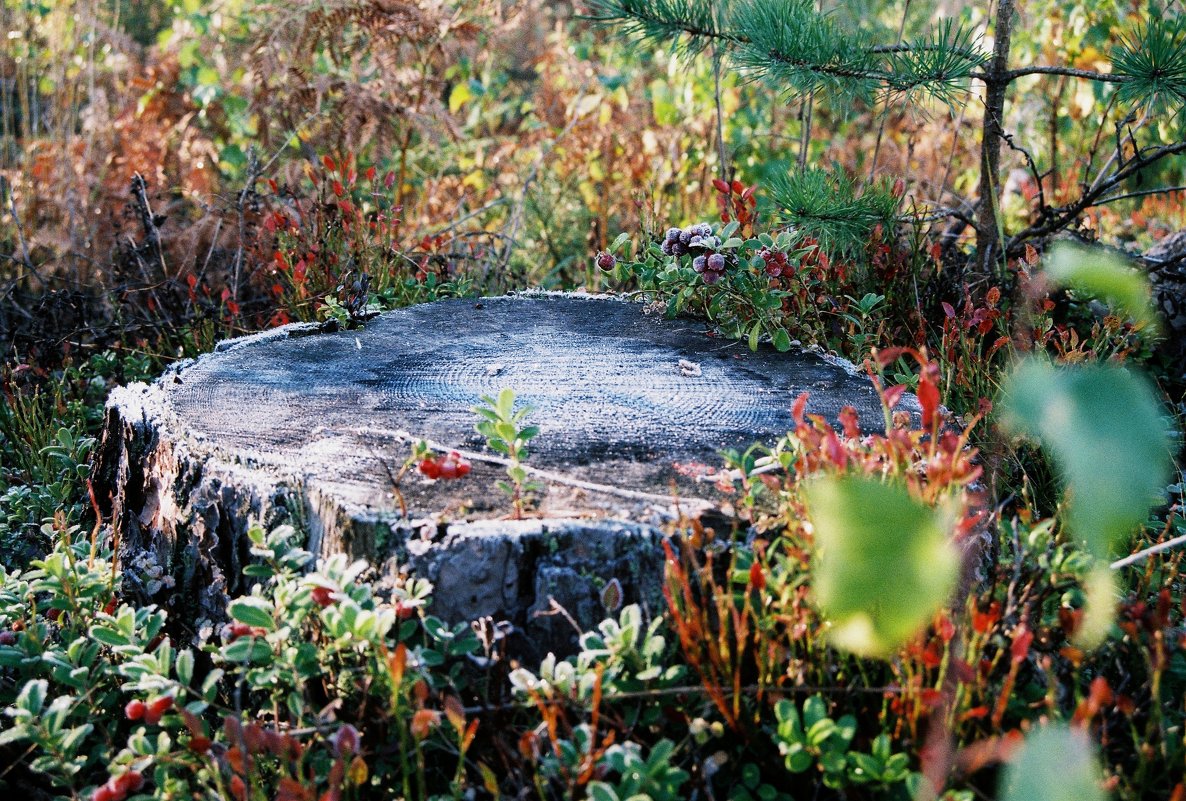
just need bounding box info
[660,223,720,257]
[759,247,792,278]
[418,451,472,480]
[692,252,728,285]
[662,223,730,284]
[125,695,173,725]
[91,770,145,801]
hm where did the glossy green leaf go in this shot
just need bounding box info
[805,475,958,658]
[228,597,275,631]
[1000,724,1105,801]
[1044,243,1158,333]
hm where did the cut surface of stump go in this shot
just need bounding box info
[94,293,919,655]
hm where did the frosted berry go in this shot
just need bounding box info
[678,229,692,245]
[664,227,681,243]
[702,270,723,285]
[660,240,674,256]
[670,241,687,257]
[707,253,726,271]
[125,699,146,720]
[0,630,16,645]
[595,251,616,271]
[692,255,707,273]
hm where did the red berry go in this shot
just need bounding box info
[0,630,16,645]
[229,775,247,801]
[455,459,472,477]
[92,784,117,801]
[311,586,335,607]
[438,459,459,480]
[115,771,144,793]
[125,699,146,721]
[229,622,253,641]
[103,778,126,801]
[394,601,416,620]
[418,458,441,479]
[595,251,616,271]
[145,696,172,724]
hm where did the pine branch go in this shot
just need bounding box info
[583,0,736,57]
[767,168,899,254]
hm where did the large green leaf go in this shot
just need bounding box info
[1000,358,1172,647]
[804,476,959,658]
[1000,360,1171,561]
[1000,724,1105,801]
[1044,243,1159,333]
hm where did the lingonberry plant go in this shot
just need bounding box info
[472,388,540,519]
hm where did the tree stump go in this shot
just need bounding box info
[92,293,919,655]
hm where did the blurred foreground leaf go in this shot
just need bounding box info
[1000,359,1172,645]
[805,476,958,658]
[1001,724,1106,801]
[1044,243,1159,333]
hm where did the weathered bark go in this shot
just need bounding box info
[974,0,1016,275]
[92,293,921,655]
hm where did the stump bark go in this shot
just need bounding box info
[92,293,919,655]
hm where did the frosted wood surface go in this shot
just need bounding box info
[161,294,907,517]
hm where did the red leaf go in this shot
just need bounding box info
[322,155,336,173]
[918,377,940,428]
[883,385,907,410]
[1010,626,1033,664]
[712,178,730,194]
[748,560,766,591]
[792,392,810,426]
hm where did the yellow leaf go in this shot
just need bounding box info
[449,82,472,114]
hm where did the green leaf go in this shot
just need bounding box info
[176,649,194,686]
[748,322,761,352]
[228,597,275,631]
[999,360,1171,562]
[90,626,131,647]
[16,680,47,715]
[1000,724,1105,801]
[805,476,959,658]
[1043,244,1159,333]
[772,328,792,351]
[221,637,272,664]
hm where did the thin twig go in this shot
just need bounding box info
[1092,185,1186,206]
[376,428,717,511]
[1110,532,1186,570]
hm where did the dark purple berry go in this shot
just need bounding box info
[595,251,616,271]
[703,270,723,285]
[664,228,682,244]
[671,241,687,257]
[660,240,673,256]
[707,253,726,271]
[689,235,703,247]
[679,229,692,245]
[692,255,707,273]
[0,631,15,646]
[696,223,713,237]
